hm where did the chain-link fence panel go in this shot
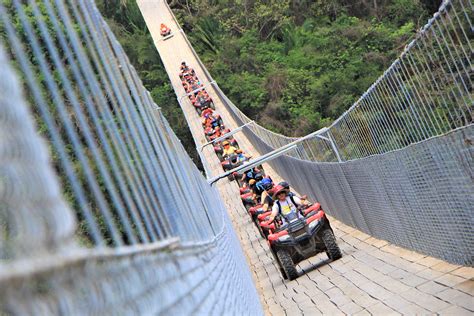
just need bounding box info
[0,0,262,313]
[206,0,473,265]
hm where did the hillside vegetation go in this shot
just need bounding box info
[99,0,440,148]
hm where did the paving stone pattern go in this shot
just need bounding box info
[137,2,474,314]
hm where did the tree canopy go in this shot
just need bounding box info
[98,0,441,147]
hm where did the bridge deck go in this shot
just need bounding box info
[137,1,473,314]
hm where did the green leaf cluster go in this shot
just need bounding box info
[174,0,439,136]
[96,0,203,168]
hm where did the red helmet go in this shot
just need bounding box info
[272,185,288,199]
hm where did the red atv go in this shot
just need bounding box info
[232,168,264,187]
[240,191,256,207]
[193,94,214,114]
[259,203,319,238]
[239,185,251,195]
[266,205,342,280]
[214,139,238,160]
[221,153,250,179]
[248,201,271,222]
[180,70,196,81]
[160,23,171,37]
[205,127,230,142]
[202,115,224,131]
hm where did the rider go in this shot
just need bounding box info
[180,62,195,78]
[203,112,221,128]
[198,89,211,99]
[247,179,257,191]
[241,167,263,183]
[252,176,273,199]
[234,149,251,162]
[222,140,238,157]
[160,23,170,35]
[279,181,309,205]
[201,108,214,119]
[250,177,275,213]
[268,185,303,224]
[202,113,213,127]
[209,126,223,139]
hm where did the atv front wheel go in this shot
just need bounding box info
[277,250,298,280]
[322,229,342,261]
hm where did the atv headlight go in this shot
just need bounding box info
[309,219,320,229]
[278,235,290,242]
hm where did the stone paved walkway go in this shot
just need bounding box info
[231,200,474,315]
[138,2,474,314]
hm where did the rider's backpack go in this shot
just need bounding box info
[256,178,272,192]
[246,169,260,180]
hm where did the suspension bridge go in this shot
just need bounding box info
[0,0,472,315]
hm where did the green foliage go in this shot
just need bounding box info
[170,0,438,136]
[387,0,426,26]
[96,0,441,139]
[1,1,204,246]
[97,0,441,140]
[97,1,203,169]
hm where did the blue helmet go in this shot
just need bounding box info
[256,177,273,191]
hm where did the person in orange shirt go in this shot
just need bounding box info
[160,23,171,36]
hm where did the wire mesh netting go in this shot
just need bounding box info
[188,0,473,265]
[0,0,261,313]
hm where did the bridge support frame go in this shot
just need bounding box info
[208,127,334,185]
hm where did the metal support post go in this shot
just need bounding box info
[326,130,343,162]
[196,145,213,179]
[198,121,255,152]
[197,121,255,179]
[208,127,330,185]
[208,144,298,185]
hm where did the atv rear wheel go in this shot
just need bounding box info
[210,102,216,110]
[255,221,266,238]
[322,229,342,261]
[277,250,298,280]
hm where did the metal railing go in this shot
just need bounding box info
[0,0,261,313]
[168,0,473,265]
